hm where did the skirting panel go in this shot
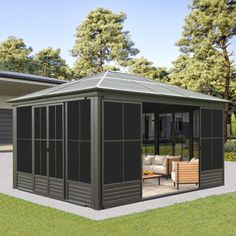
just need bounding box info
[200,169,224,189]
[35,175,48,194]
[67,181,92,207]
[103,180,142,208]
[49,178,64,199]
[17,172,33,191]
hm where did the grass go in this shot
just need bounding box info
[1,193,236,235]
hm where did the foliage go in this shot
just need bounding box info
[1,192,236,235]
[128,57,169,81]
[0,36,34,73]
[71,8,139,77]
[224,152,236,161]
[33,47,71,80]
[224,140,236,152]
[170,0,236,139]
[231,113,236,136]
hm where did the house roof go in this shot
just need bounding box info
[10,71,228,103]
[0,71,65,85]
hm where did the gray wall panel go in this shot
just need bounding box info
[49,178,64,199]
[200,169,224,189]
[103,180,142,208]
[35,175,48,194]
[17,172,33,191]
[67,181,92,207]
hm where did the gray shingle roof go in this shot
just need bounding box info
[10,71,228,103]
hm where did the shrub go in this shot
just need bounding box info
[224,152,236,162]
[224,141,236,152]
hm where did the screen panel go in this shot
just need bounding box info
[17,140,32,173]
[56,141,63,178]
[80,142,91,183]
[49,106,55,139]
[17,107,32,139]
[34,108,40,139]
[201,139,212,171]
[49,141,55,177]
[212,110,223,138]
[104,102,122,140]
[68,101,80,140]
[41,141,47,176]
[213,138,223,169]
[41,107,47,139]
[56,106,62,139]
[35,140,40,175]
[124,141,141,181]
[124,103,141,140]
[201,109,212,138]
[80,100,91,141]
[68,141,79,181]
[104,142,123,184]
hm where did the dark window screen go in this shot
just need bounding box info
[68,101,80,140]
[49,141,55,177]
[201,109,212,138]
[35,140,40,175]
[104,142,123,184]
[80,100,91,140]
[49,106,55,139]
[124,141,141,181]
[104,102,122,140]
[80,142,91,183]
[67,100,91,183]
[213,139,223,169]
[56,141,63,178]
[56,106,62,139]
[68,141,79,181]
[34,108,40,139]
[41,141,47,176]
[17,140,32,173]
[201,139,212,171]
[17,107,32,139]
[212,110,223,138]
[41,107,47,139]
[124,104,141,140]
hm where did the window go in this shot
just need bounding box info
[17,107,32,173]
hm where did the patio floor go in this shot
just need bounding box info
[0,152,236,221]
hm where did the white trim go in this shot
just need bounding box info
[96,71,108,88]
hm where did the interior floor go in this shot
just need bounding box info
[142,176,198,198]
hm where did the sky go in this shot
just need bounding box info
[0,0,235,69]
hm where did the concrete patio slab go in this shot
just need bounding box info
[0,152,235,221]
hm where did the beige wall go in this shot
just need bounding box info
[0,95,14,109]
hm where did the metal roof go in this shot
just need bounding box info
[0,71,65,85]
[10,71,228,103]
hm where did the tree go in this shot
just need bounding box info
[128,57,169,81]
[171,0,236,140]
[34,48,71,80]
[0,36,34,73]
[71,8,139,77]
[231,113,236,136]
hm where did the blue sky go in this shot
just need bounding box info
[0,0,235,68]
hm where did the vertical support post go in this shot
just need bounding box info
[13,107,17,188]
[32,106,35,191]
[91,96,102,210]
[154,112,159,155]
[189,111,193,160]
[171,113,175,156]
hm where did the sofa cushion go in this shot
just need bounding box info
[143,165,153,172]
[152,165,167,175]
[190,158,199,163]
[153,155,166,165]
[171,171,176,182]
[167,155,181,160]
[143,155,155,165]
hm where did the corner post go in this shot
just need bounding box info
[13,107,17,188]
[91,96,102,210]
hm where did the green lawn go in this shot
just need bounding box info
[1,193,236,235]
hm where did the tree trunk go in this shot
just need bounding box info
[99,50,103,72]
[221,39,231,143]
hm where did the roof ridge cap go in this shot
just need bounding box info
[96,71,108,88]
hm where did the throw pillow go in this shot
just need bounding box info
[153,155,166,165]
[143,155,155,165]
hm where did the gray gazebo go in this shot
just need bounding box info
[11,71,226,209]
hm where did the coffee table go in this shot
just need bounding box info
[142,174,162,185]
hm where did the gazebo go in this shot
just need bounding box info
[10,71,226,209]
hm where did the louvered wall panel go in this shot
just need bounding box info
[200,169,224,189]
[103,180,142,208]
[49,178,64,199]
[17,172,33,191]
[35,175,48,194]
[67,181,92,207]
